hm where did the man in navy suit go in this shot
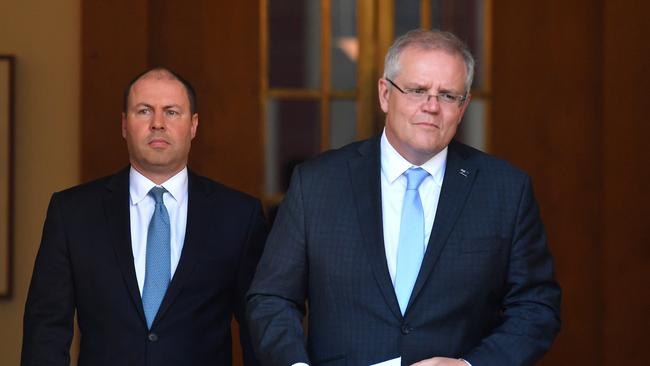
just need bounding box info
[22,67,267,365]
[247,30,561,366]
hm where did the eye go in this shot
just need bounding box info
[166,110,180,117]
[438,92,458,103]
[408,88,428,96]
[137,107,151,115]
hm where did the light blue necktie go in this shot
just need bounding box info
[142,186,171,329]
[395,167,429,315]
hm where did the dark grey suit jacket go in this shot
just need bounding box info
[22,167,267,366]
[247,137,561,366]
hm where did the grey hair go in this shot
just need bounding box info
[383,29,475,94]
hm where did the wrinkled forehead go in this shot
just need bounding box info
[399,45,465,67]
[397,47,466,78]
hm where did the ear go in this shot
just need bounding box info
[378,78,390,113]
[121,113,127,138]
[190,113,198,139]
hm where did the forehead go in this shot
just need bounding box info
[128,74,189,106]
[397,47,466,86]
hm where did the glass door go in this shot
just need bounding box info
[260,0,491,211]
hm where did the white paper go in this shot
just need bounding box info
[370,357,401,366]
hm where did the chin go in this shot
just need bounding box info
[138,158,171,170]
[412,139,440,153]
[413,141,444,158]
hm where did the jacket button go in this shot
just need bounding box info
[148,333,158,342]
[401,324,411,334]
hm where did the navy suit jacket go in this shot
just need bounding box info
[22,167,267,366]
[247,138,561,366]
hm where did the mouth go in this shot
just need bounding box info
[148,138,170,148]
[413,121,440,129]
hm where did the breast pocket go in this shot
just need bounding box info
[442,236,509,291]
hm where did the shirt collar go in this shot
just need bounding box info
[129,166,188,205]
[380,128,447,187]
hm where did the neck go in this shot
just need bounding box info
[130,163,185,185]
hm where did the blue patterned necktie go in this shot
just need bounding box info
[395,167,429,315]
[142,186,171,329]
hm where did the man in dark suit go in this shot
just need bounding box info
[22,67,267,365]
[246,29,561,366]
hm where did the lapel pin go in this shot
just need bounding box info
[459,169,469,177]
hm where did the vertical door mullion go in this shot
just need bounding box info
[357,0,376,139]
[483,0,493,152]
[260,0,270,196]
[320,0,331,151]
[420,0,431,29]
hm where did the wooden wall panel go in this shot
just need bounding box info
[602,0,650,364]
[148,0,262,197]
[492,1,603,364]
[81,0,149,181]
[493,0,650,365]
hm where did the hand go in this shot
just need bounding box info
[411,357,467,366]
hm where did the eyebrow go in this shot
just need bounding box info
[133,103,182,110]
[436,87,463,94]
[405,83,463,95]
[402,82,429,89]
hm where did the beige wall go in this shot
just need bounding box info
[0,0,80,364]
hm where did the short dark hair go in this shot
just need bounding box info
[122,66,198,114]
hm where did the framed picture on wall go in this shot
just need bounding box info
[0,55,14,299]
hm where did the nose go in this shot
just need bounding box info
[150,111,165,130]
[421,94,441,113]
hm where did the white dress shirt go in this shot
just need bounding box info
[380,129,446,286]
[380,133,471,366]
[129,167,188,295]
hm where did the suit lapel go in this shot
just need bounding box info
[349,138,403,320]
[408,141,478,310]
[104,167,147,324]
[153,171,209,325]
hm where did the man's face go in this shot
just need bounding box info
[122,73,198,180]
[378,47,470,165]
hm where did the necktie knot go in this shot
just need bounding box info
[149,186,166,204]
[404,168,429,190]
